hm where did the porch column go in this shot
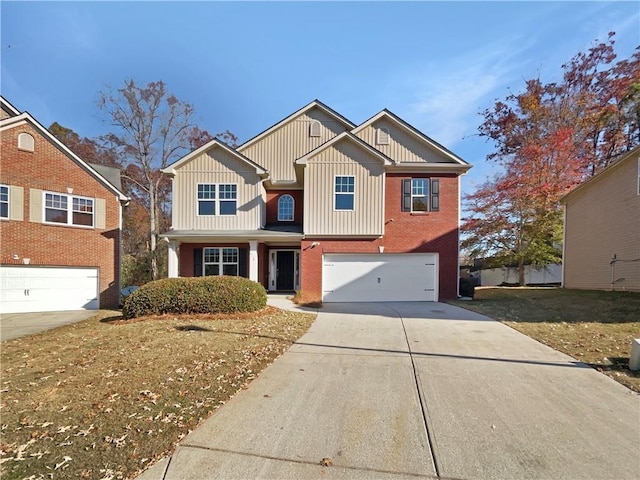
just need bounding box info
[249,241,258,282]
[167,240,179,278]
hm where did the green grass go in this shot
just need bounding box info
[450,287,640,392]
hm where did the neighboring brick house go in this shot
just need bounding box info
[561,145,640,292]
[0,96,129,313]
[161,100,471,303]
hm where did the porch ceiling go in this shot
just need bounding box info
[160,229,304,243]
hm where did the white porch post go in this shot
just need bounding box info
[249,241,258,282]
[167,240,179,278]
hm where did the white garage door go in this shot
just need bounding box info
[322,253,438,302]
[0,266,99,314]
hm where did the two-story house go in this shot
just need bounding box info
[161,101,471,303]
[0,96,128,313]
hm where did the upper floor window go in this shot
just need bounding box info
[0,185,8,219]
[44,191,94,227]
[402,178,439,213]
[197,183,237,216]
[376,127,390,145]
[18,133,35,152]
[278,194,294,221]
[309,120,321,137]
[204,247,239,276]
[335,176,355,211]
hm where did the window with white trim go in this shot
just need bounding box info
[0,185,8,219]
[204,247,239,276]
[197,183,237,215]
[278,194,294,221]
[402,178,439,212]
[335,176,355,211]
[44,192,94,226]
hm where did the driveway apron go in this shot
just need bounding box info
[138,302,639,480]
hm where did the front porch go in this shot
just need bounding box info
[161,229,303,292]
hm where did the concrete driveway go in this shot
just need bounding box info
[137,301,639,480]
[0,310,100,341]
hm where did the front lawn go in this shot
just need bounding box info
[450,287,640,393]
[0,307,315,480]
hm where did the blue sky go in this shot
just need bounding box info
[2,1,638,198]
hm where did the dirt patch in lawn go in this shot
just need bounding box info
[450,287,640,393]
[0,307,315,480]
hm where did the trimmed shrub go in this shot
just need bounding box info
[122,276,267,319]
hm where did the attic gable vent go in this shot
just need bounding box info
[309,120,321,137]
[18,132,35,152]
[376,127,390,145]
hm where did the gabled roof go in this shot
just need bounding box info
[561,144,640,203]
[237,100,356,152]
[0,106,129,201]
[352,109,471,167]
[295,131,395,166]
[162,138,269,177]
[0,96,21,117]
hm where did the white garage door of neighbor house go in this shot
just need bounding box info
[322,253,438,302]
[0,266,99,314]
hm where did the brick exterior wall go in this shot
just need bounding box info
[265,190,303,226]
[299,173,460,302]
[0,122,122,308]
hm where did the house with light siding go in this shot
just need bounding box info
[0,96,129,313]
[161,100,471,303]
[561,145,640,292]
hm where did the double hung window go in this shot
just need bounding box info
[402,178,439,212]
[203,247,239,276]
[44,192,94,227]
[334,176,355,211]
[0,185,8,219]
[198,184,237,215]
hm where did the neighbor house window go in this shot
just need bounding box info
[0,185,9,219]
[44,192,94,226]
[197,183,237,215]
[203,247,239,276]
[335,176,355,210]
[278,194,294,221]
[402,178,439,212]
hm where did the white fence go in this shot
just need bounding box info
[479,264,562,286]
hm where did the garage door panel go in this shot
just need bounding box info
[323,254,438,302]
[0,266,99,314]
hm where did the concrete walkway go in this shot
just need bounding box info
[0,310,100,341]
[137,301,639,480]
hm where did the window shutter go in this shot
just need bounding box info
[193,248,203,277]
[430,179,440,211]
[9,185,24,221]
[30,188,42,222]
[402,179,412,211]
[238,248,247,278]
[95,198,106,229]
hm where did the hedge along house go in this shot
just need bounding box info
[161,100,471,303]
[0,96,129,313]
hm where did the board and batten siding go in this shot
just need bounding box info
[239,108,349,182]
[171,148,263,231]
[564,155,640,292]
[356,120,449,164]
[303,140,385,236]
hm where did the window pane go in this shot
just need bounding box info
[46,193,67,210]
[73,212,93,226]
[222,248,238,263]
[219,200,236,215]
[278,195,294,221]
[0,186,8,202]
[412,179,428,195]
[223,264,238,276]
[412,197,428,212]
[45,208,67,223]
[219,184,237,199]
[0,203,8,219]
[204,248,219,263]
[335,176,354,193]
[73,197,93,213]
[335,194,354,210]
[198,184,215,199]
[198,201,215,215]
[204,264,219,276]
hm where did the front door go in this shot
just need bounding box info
[276,251,295,290]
